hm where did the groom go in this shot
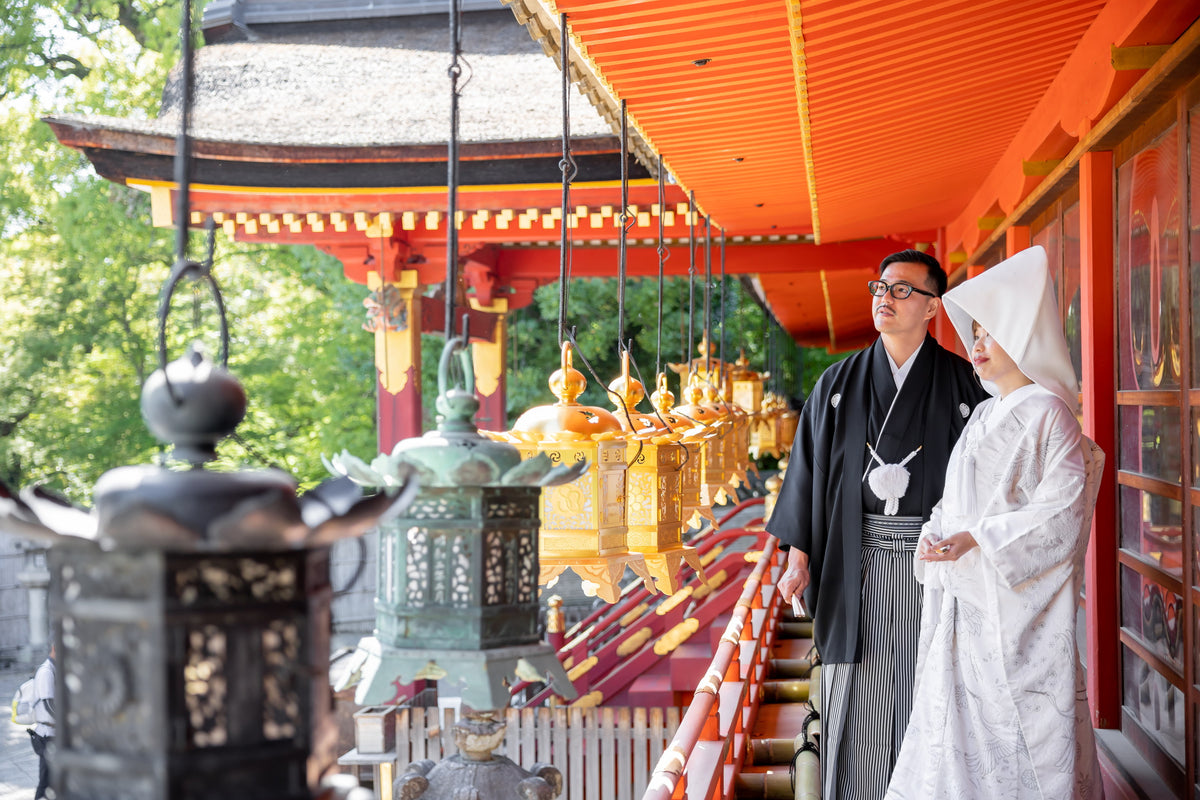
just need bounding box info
[767,249,987,800]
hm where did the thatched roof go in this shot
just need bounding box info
[51,9,610,149]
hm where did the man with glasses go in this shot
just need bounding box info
[767,249,988,800]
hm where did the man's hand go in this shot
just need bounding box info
[777,547,810,603]
[917,531,978,562]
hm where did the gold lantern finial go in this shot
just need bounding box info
[550,341,588,405]
[650,372,675,413]
[608,350,657,434]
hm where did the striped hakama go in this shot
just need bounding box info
[821,513,923,800]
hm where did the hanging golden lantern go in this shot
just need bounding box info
[650,374,717,530]
[607,352,703,594]
[687,337,750,492]
[703,376,752,491]
[674,371,737,506]
[728,351,775,463]
[494,342,652,604]
[778,396,800,454]
[753,391,783,460]
[730,350,764,414]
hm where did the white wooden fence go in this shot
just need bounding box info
[392,705,682,800]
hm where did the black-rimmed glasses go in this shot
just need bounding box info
[867,280,937,300]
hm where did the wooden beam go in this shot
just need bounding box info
[1079,150,1119,730]
[967,14,1200,264]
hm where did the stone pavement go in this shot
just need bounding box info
[0,667,38,799]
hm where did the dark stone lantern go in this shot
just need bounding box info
[0,340,413,800]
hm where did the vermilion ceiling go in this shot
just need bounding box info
[525,0,1195,347]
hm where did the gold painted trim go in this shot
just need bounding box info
[127,177,655,196]
[785,0,821,244]
[1110,43,1170,71]
[819,270,837,352]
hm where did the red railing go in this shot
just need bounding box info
[511,499,767,706]
[642,536,781,800]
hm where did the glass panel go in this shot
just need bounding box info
[1190,107,1200,386]
[1120,404,1182,483]
[1033,215,1062,299]
[1195,704,1200,800]
[1063,202,1083,383]
[1117,124,1183,391]
[1194,510,1200,594]
[1120,486,1183,578]
[1123,644,1185,766]
[1121,565,1184,668]
[1193,408,1200,488]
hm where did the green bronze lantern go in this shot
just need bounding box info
[329,338,580,712]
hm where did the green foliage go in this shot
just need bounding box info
[505,275,810,424]
[0,0,849,506]
[0,0,375,502]
[0,0,183,102]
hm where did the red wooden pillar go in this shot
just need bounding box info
[468,297,509,431]
[324,241,425,451]
[932,228,954,349]
[372,270,424,451]
[1079,150,1119,729]
[1006,225,1031,257]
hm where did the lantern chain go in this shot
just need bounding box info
[558,12,578,346]
[703,215,712,380]
[617,99,628,351]
[655,155,670,377]
[444,0,472,342]
[156,0,231,405]
[686,190,696,378]
[719,227,727,376]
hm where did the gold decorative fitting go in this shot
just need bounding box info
[619,601,650,628]
[502,341,652,603]
[567,656,598,681]
[654,618,699,655]
[572,690,604,708]
[617,627,653,657]
[654,586,694,616]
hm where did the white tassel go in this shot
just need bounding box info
[866,445,922,516]
[868,464,910,516]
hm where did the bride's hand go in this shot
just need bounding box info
[917,531,977,562]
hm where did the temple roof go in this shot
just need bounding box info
[49,9,610,150]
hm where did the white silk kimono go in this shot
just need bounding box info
[885,384,1102,800]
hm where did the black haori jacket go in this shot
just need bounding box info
[765,333,988,663]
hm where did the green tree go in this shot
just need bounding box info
[0,0,376,501]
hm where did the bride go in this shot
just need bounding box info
[884,245,1103,799]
